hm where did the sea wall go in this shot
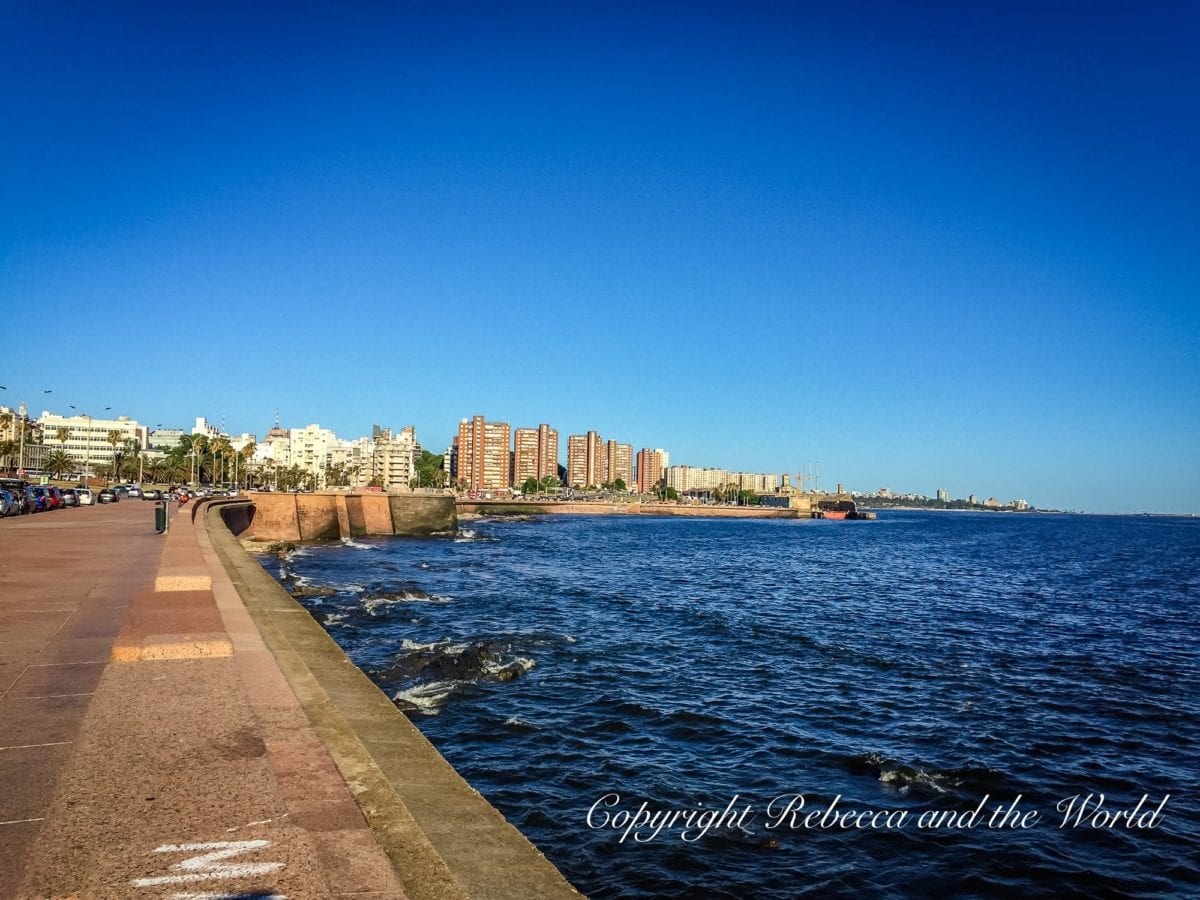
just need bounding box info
[227,492,456,541]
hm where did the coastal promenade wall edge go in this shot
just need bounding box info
[227,492,456,542]
[200,499,581,899]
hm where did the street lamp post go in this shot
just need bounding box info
[16,401,27,478]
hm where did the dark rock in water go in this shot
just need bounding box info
[491,661,527,682]
[705,825,780,851]
[291,584,337,598]
[392,697,423,716]
[374,640,528,686]
[422,641,494,682]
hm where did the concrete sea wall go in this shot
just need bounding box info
[225,492,456,542]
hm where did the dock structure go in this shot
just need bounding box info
[0,500,578,899]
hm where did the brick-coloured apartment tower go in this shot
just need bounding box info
[567,430,606,488]
[514,424,559,485]
[456,415,511,491]
[606,440,633,487]
[637,447,665,494]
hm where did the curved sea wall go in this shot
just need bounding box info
[199,499,580,899]
[224,491,456,541]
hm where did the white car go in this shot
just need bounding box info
[77,489,95,506]
[127,486,143,499]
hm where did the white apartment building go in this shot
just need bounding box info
[288,424,337,481]
[665,465,729,492]
[37,411,148,475]
[360,427,417,491]
[148,428,185,454]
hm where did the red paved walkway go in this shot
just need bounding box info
[0,501,405,898]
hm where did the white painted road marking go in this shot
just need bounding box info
[132,840,284,887]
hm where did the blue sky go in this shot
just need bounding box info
[2,2,1197,513]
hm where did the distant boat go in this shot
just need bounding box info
[817,498,874,520]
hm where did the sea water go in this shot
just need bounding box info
[263,511,1200,897]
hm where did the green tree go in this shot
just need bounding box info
[613,478,626,492]
[46,448,75,479]
[208,437,231,484]
[147,459,169,484]
[414,450,445,487]
[521,477,540,495]
[239,441,257,488]
[0,439,16,474]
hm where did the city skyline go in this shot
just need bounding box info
[2,397,1047,508]
[2,5,1196,514]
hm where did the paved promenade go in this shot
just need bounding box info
[1,499,581,900]
[0,501,405,898]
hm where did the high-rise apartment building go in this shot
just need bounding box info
[605,440,633,487]
[936,487,949,502]
[567,430,607,488]
[513,424,559,485]
[457,415,511,491]
[636,447,668,494]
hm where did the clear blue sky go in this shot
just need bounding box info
[2,2,1197,513]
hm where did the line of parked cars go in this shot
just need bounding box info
[0,480,185,516]
[1,479,243,517]
[0,478,90,516]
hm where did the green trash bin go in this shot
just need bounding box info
[155,499,168,534]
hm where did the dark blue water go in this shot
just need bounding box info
[263,511,1200,897]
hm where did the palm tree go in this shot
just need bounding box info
[165,459,188,484]
[208,437,231,485]
[106,430,123,481]
[147,458,169,484]
[46,448,76,479]
[240,441,256,488]
[0,438,19,475]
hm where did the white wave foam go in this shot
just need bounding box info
[393,680,458,715]
[879,767,951,794]
[364,591,451,614]
[484,655,537,677]
[400,638,471,654]
[340,537,378,551]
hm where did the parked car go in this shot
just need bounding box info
[0,488,19,516]
[112,485,129,498]
[97,488,118,503]
[143,489,163,501]
[28,486,50,511]
[127,485,143,499]
[59,488,80,507]
[45,486,65,509]
[1,479,30,514]
[77,488,95,506]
